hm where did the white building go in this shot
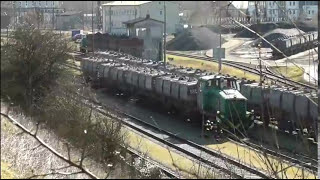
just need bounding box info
[285,1,299,20]
[265,1,286,22]
[247,1,267,20]
[14,1,64,28]
[102,1,179,35]
[300,1,318,19]
[123,14,164,61]
[14,1,62,9]
[248,1,318,22]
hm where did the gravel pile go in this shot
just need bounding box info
[234,22,296,38]
[252,28,305,47]
[167,27,225,51]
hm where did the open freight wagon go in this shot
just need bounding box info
[80,32,144,58]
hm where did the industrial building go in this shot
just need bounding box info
[123,14,164,61]
[247,1,318,22]
[102,1,179,35]
[11,1,64,29]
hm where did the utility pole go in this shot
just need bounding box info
[82,12,85,31]
[163,1,167,68]
[97,1,101,31]
[52,1,55,30]
[218,1,222,73]
[258,43,262,86]
[13,1,16,29]
[92,1,94,57]
[163,1,167,69]
[109,6,112,33]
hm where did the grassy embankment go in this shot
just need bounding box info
[269,66,304,82]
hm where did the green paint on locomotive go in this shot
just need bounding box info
[198,75,253,131]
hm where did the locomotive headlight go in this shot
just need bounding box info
[217,111,220,115]
[251,109,254,113]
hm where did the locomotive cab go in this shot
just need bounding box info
[198,75,254,132]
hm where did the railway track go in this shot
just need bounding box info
[70,87,317,178]
[66,53,317,177]
[72,92,270,179]
[166,51,317,91]
[70,87,319,179]
[125,146,180,178]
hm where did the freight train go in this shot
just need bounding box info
[79,50,318,140]
[271,31,318,57]
[80,53,255,135]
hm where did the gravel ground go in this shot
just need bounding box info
[167,27,225,51]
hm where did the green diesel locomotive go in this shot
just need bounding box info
[198,75,254,134]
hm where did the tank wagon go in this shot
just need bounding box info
[80,50,318,140]
[81,55,255,134]
[272,31,318,57]
[240,82,318,140]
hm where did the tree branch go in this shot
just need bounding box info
[1,112,99,179]
[26,170,83,179]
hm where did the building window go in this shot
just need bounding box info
[26,1,28,7]
[293,1,295,6]
[289,1,291,6]
[312,10,314,14]
[289,10,291,14]
[160,10,162,15]
[308,10,310,14]
[159,2,161,4]
[293,10,295,14]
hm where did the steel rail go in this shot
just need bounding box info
[166,51,317,90]
[65,54,317,177]
[70,92,273,179]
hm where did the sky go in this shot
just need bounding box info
[231,1,248,9]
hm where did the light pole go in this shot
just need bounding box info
[163,1,167,69]
[218,1,222,73]
[258,42,262,86]
[92,1,94,57]
[52,1,55,30]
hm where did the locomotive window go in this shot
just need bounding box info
[206,81,212,87]
[214,79,219,87]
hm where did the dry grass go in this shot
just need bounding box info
[166,54,260,81]
[207,141,317,179]
[269,66,304,82]
[1,161,17,179]
[125,130,222,179]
